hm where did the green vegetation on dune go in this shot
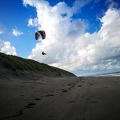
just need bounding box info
[0,52,75,77]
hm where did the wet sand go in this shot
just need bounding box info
[0,75,120,120]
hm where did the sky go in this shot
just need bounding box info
[0,0,120,76]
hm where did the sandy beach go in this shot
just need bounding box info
[0,74,120,120]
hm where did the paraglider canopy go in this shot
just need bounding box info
[35,30,46,40]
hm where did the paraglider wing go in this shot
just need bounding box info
[35,30,46,40]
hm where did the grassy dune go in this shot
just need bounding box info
[0,52,75,77]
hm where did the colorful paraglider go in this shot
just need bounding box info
[35,30,46,40]
[35,30,47,55]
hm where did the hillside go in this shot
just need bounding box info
[0,52,76,78]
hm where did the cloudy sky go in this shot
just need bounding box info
[0,0,120,76]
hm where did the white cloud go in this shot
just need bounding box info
[72,0,93,13]
[23,0,120,73]
[28,18,39,27]
[0,40,17,55]
[12,27,23,36]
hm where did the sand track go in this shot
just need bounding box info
[0,76,120,120]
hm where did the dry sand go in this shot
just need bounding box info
[0,74,120,120]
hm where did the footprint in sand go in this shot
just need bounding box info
[25,102,36,108]
[61,89,68,93]
[35,98,41,100]
[90,83,94,85]
[81,80,85,83]
[86,98,91,100]
[67,100,75,104]
[78,85,82,87]
[45,93,54,97]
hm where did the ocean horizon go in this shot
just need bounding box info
[95,72,120,77]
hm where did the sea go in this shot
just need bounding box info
[95,72,120,77]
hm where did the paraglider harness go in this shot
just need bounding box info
[42,51,47,55]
